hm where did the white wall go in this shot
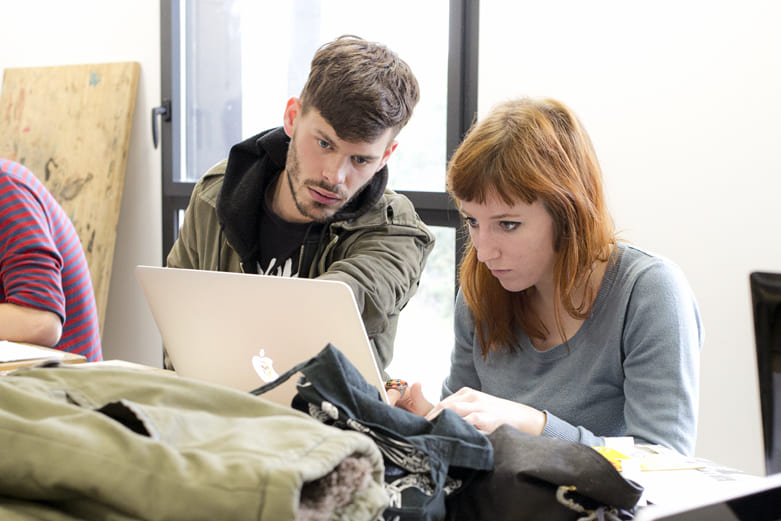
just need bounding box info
[0,0,163,367]
[479,0,781,475]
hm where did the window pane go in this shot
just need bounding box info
[388,226,456,404]
[179,0,448,192]
[180,0,243,181]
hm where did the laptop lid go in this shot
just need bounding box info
[750,271,781,476]
[633,472,781,521]
[135,266,389,406]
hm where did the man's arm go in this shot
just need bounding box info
[167,170,227,270]
[0,169,68,349]
[166,185,202,270]
[0,302,62,347]
[317,193,436,370]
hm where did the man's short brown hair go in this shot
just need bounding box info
[300,35,420,143]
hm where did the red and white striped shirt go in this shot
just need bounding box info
[0,158,101,361]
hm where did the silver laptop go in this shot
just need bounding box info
[633,472,781,521]
[135,266,389,406]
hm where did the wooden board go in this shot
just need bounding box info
[0,62,140,336]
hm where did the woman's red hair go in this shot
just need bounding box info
[447,97,616,356]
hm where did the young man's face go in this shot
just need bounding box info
[276,97,397,223]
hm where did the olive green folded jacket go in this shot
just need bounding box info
[0,365,388,521]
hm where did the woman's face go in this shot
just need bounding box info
[460,192,557,293]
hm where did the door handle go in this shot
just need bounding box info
[151,99,172,149]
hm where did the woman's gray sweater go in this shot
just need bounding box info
[443,243,704,456]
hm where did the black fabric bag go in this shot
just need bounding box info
[251,343,494,521]
[446,424,645,521]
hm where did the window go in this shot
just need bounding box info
[158,0,477,402]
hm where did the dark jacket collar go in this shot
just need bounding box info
[216,127,389,262]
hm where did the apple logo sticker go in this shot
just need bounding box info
[251,349,279,383]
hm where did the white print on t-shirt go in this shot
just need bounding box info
[257,257,298,278]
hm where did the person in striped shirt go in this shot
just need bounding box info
[0,158,102,361]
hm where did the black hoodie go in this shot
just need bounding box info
[215,127,390,271]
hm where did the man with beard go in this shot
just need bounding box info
[166,35,435,374]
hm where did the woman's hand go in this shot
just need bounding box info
[391,381,435,416]
[425,387,547,435]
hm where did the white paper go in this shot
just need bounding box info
[0,340,65,362]
[625,445,766,508]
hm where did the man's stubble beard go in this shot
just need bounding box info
[284,139,355,223]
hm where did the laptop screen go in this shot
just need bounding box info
[750,271,781,476]
[134,266,389,406]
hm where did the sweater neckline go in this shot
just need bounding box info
[522,243,626,358]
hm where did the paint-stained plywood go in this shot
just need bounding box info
[0,62,140,336]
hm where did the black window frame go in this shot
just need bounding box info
[157,0,479,284]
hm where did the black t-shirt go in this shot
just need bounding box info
[257,185,324,277]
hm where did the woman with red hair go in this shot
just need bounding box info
[397,97,703,456]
